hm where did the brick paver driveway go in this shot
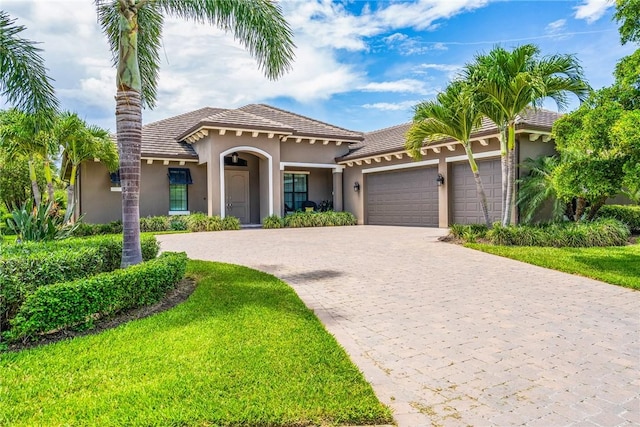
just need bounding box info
[158,226,639,427]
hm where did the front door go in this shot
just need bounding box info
[224,170,250,223]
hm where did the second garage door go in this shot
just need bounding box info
[365,167,438,227]
[450,158,502,224]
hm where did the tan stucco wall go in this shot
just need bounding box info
[79,160,207,223]
[280,140,350,163]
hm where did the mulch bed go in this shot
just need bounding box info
[4,278,196,353]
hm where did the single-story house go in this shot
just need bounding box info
[77,103,559,227]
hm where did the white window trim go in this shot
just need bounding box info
[168,210,190,215]
[280,161,343,173]
[362,159,439,174]
[110,187,122,192]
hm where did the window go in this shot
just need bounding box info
[167,168,193,212]
[283,173,308,211]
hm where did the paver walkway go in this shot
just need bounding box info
[158,226,639,427]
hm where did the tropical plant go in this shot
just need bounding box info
[614,0,639,45]
[0,11,58,116]
[0,109,58,205]
[406,80,491,227]
[517,155,568,223]
[55,111,118,213]
[6,199,80,242]
[95,0,295,267]
[463,44,589,226]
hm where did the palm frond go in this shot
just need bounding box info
[0,11,59,115]
[159,0,295,80]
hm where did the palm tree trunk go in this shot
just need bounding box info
[67,164,77,223]
[499,127,508,225]
[116,89,143,267]
[464,143,491,227]
[28,157,41,206]
[44,159,54,203]
[503,147,517,226]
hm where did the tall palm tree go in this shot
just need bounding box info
[463,44,589,226]
[95,0,295,267]
[55,112,119,213]
[406,80,491,227]
[0,11,58,116]
[0,109,57,205]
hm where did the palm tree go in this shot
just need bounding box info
[0,11,58,116]
[406,80,491,227]
[55,112,119,214]
[517,155,567,223]
[95,0,295,267]
[463,44,589,226]
[0,109,57,205]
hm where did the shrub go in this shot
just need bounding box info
[7,252,187,341]
[222,216,241,230]
[140,216,171,232]
[449,224,488,242]
[71,221,122,237]
[0,235,159,331]
[262,214,284,229]
[485,219,629,247]
[279,211,357,228]
[169,216,188,231]
[0,213,16,235]
[597,205,640,233]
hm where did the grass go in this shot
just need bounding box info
[0,260,392,426]
[467,242,640,290]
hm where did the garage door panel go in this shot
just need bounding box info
[451,159,501,225]
[366,168,439,227]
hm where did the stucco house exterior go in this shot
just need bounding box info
[77,104,559,227]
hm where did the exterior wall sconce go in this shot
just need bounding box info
[436,173,445,186]
[231,152,239,164]
[354,181,360,192]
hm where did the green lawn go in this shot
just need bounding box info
[467,242,640,290]
[0,260,392,426]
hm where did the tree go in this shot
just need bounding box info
[0,109,58,205]
[463,44,589,226]
[516,155,567,223]
[0,152,46,212]
[0,11,58,116]
[551,94,628,220]
[614,0,640,45]
[55,112,119,213]
[95,0,295,267]
[405,80,491,227]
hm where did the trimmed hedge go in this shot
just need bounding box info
[597,205,640,233]
[263,211,358,228]
[0,235,159,330]
[486,219,630,247]
[7,252,187,341]
[71,214,241,236]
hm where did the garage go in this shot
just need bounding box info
[450,158,502,224]
[365,167,439,227]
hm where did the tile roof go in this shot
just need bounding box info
[141,107,226,159]
[239,104,363,141]
[140,104,363,159]
[340,108,562,161]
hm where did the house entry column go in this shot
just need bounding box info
[332,167,343,212]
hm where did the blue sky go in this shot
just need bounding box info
[1,0,633,133]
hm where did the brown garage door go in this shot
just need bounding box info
[451,158,502,224]
[365,167,438,227]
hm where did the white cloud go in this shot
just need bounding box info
[362,101,418,111]
[574,0,615,23]
[358,79,433,95]
[546,19,567,34]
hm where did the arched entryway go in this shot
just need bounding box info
[219,146,273,222]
